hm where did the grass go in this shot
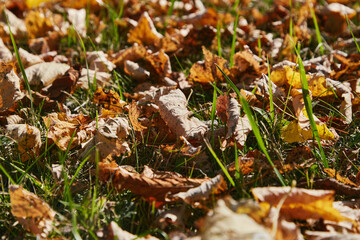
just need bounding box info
[310,7,324,55]
[295,45,328,168]
[1,1,360,239]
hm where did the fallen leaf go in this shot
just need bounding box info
[188,46,230,83]
[124,60,150,81]
[66,8,86,37]
[81,117,131,162]
[0,37,13,62]
[0,62,24,112]
[77,69,112,89]
[6,124,41,161]
[201,198,272,240]
[107,221,159,240]
[24,62,70,87]
[156,89,207,139]
[25,10,53,39]
[99,161,208,202]
[129,101,147,131]
[93,88,126,113]
[87,51,115,72]
[43,112,90,151]
[324,168,357,187]
[9,185,55,238]
[128,11,163,46]
[252,187,351,222]
[19,47,44,68]
[166,175,227,207]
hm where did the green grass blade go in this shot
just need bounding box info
[5,12,35,125]
[346,15,360,53]
[295,48,328,167]
[204,138,235,187]
[267,58,274,122]
[310,7,324,55]
[230,12,239,67]
[216,64,286,186]
[217,21,222,57]
[210,86,217,146]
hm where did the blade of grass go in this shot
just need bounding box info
[294,46,328,167]
[5,11,35,125]
[210,86,217,146]
[216,64,286,186]
[204,138,235,187]
[346,15,360,53]
[230,12,239,67]
[267,58,274,122]
[217,21,222,57]
[310,7,324,55]
[75,26,92,96]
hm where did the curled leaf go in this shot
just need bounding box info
[156,89,207,139]
[6,124,41,162]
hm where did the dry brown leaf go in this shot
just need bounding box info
[2,9,28,39]
[77,69,112,89]
[201,198,272,240]
[129,101,147,131]
[93,88,126,113]
[25,10,53,39]
[112,44,147,68]
[19,48,44,68]
[43,112,90,151]
[124,60,150,81]
[41,65,80,102]
[128,11,163,46]
[0,37,13,62]
[156,89,207,139]
[188,46,230,83]
[252,187,352,222]
[166,175,227,207]
[99,161,208,202]
[81,117,130,162]
[107,221,159,240]
[9,185,55,237]
[232,46,263,74]
[24,62,70,87]
[324,168,357,187]
[6,124,41,162]
[0,62,24,112]
[66,8,86,37]
[87,51,115,72]
[321,3,356,35]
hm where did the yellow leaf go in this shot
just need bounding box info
[281,120,335,143]
[25,0,52,8]
[25,11,53,39]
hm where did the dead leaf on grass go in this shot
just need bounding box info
[81,117,131,162]
[128,11,163,46]
[93,88,126,113]
[9,185,55,238]
[166,175,227,208]
[252,187,351,222]
[99,161,208,203]
[25,10,53,39]
[6,124,41,162]
[107,221,159,240]
[0,62,24,112]
[129,101,147,131]
[156,89,207,139]
[24,62,70,87]
[43,112,90,151]
[188,46,230,83]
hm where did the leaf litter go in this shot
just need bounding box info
[1,0,360,239]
